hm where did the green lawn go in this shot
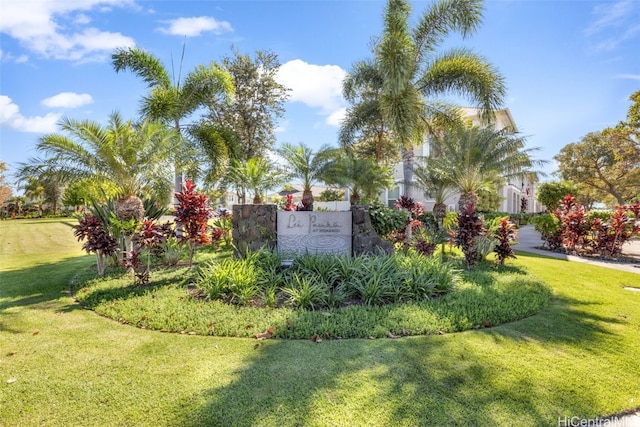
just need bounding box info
[1,219,638,426]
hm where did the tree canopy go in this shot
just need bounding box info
[554,92,640,206]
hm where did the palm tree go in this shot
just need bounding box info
[227,157,287,204]
[112,47,234,200]
[340,59,398,165]
[427,125,546,211]
[412,159,455,226]
[319,149,394,204]
[343,0,505,198]
[19,112,179,221]
[277,142,332,209]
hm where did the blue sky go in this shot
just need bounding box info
[1,0,639,187]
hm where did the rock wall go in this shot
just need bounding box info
[232,204,277,257]
[350,205,394,256]
[231,204,393,257]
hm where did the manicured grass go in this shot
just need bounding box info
[1,219,639,426]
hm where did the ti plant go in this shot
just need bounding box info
[493,217,518,265]
[73,214,118,275]
[174,179,212,266]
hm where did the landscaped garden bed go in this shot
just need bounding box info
[71,249,551,340]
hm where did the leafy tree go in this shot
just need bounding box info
[201,48,289,161]
[277,142,332,209]
[536,180,579,211]
[0,161,12,206]
[19,113,179,221]
[344,0,505,198]
[63,178,119,211]
[555,130,640,206]
[227,157,287,204]
[428,125,545,211]
[112,46,235,198]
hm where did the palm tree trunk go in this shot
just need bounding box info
[458,192,479,212]
[401,145,416,199]
[433,202,447,227]
[302,188,314,210]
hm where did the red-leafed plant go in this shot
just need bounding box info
[590,206,635,258]
[174,179,212,266]
[129,219,167,283]
[73,214,118,275]
[121,250,149,285]
[284,194,296,211]
[554,194,587,253]
[493,217,518,265]
[454,204,485,269]
[414,239,436,257]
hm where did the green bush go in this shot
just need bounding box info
[367,200,408,237]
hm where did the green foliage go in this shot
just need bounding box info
[317,188,345,202]
[367,199,408,236]
[531,213,562,250]
[554,129,640,205]
[536,180,578,211]
[476,188,503,212]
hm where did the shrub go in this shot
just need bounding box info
[368,199,407,237]
[493,217,518,265]
[531,213,562,250]
[73,214,118,275]
[174,179,212,266]
[554,194,587,253]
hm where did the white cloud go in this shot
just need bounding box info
[276,59,347,127]
[326,108,347,127]
[74,13,92,25]
[615,74,640,81]
[157,16,233,37]
[585,0,640,52]
[0,95,60,133]
[41,92,94,108]
[0,49,29,63]
[0,0,136,61]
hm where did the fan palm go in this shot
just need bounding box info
[428,125,546,211]
[19,112,179,221]
[227,157,287,204]
[319,149,394,204]
[342,0,505,198]
[412,159,455,226]
[277,142,332,209]
[112,47,234,199]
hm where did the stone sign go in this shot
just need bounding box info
[277,211,352,259]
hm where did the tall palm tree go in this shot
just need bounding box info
[227,157,287,204]
[428,125,545,211]
[343,0,505,198]
[277,142,332,209]
[112,47,234,200]
[19,112,179,221]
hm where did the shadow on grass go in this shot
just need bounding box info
[170,286,622,426]
[0,255,92,308]
[172,325,608,426]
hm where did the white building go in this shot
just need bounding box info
[380,108,543,214]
